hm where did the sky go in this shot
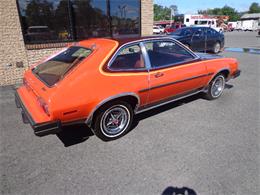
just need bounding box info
[154,0,258,14]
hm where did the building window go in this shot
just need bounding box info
[110,0,140,37]
[71,0,110,39]
[17,0,140,44]
[17,0,72,43]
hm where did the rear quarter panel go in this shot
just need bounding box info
[49,39,149,123]
[204,58,238,82]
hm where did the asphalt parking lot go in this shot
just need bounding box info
[0,31,259,195]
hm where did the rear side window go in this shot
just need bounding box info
[33,46,92,86]
[144,41,195,68]
[110,44,145,70]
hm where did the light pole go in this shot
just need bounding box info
[170,8,174,26]
[170,5,178,26]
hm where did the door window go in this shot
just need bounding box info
[193,28,204,37]
[184,29,192,36]
[144,41,195,68]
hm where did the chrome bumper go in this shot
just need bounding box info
[15,91,61,137]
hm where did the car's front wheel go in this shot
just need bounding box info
[92,101,133,141]
[204,74,226,100]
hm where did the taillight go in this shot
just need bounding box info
[23,78,27,85]
[37,97,50,116]
[23,78,28,87]
[23,78,32,91]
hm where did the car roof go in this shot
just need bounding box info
[111,36,167,46]
[78,36,175,49]
[181,26,209,30]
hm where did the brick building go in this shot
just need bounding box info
[0,0,153,86]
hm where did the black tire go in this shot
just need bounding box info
[92,101,133,141]
[213,42,221,54]
[204,74,226,100]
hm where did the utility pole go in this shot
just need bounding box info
[170,8,173,26]
[170,5,178,26]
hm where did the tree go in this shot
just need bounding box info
[25,0,54,27]
[221,6,240,21]
[154,4,177,21]
[249,2,260,13]
[197,5,240,21]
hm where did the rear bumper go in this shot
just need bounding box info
[232,69,241,79]
[15,91,61,137]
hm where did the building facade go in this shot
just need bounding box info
[240,13,260,31]
[0,0,153,86]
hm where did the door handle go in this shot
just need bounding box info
[154,72,164,78]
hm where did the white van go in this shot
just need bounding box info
[184,15,223,32]
[241,20,258,31]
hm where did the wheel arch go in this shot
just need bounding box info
[218,69,230,79]
[85,93,140,127]
[206,68,230,87]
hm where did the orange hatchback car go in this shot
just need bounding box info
[15,37,240,141]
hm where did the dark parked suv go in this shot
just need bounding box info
[168,27,224,53]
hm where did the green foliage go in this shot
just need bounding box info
[221,6,240,21]
[249,2,260,13]
[198,5,240,21]
[25,0,54,27]
[154,4,178,21]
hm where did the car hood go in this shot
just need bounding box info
[195,52,223,60]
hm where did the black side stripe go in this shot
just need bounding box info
[139,72,214,93]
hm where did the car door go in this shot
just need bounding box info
[205,28,217,50]
[142,39,208,105]
[191,28,206,52]
[182,28,193,46]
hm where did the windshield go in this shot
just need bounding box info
[33,46,92,86]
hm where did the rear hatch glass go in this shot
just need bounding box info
[32,46,92,86]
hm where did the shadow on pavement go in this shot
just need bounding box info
[126,93,204,137]
[56,94,201,147]
[225,83,233,89]
[162,186,197,195]
[134,93,201,123]
[56,84,233,147]
[56,124,94,147]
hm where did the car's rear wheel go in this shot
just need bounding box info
[213,42,221,53]
[92,101,133,141]
[204,74,225,100]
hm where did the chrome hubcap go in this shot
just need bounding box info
[101,105,130,137]
[211,76,225,97]
[215,43,220,53]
